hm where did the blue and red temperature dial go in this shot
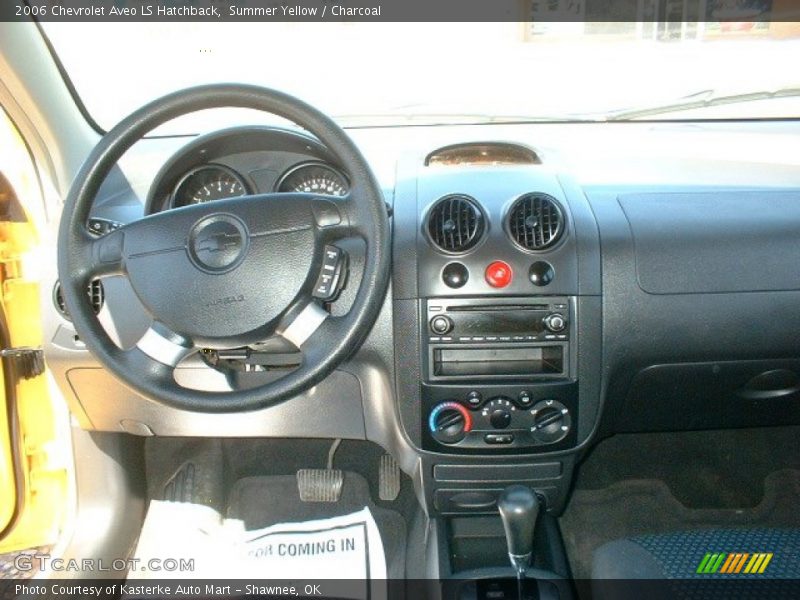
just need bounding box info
[429,401,472,445]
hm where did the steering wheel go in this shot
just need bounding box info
[57,84,390,412]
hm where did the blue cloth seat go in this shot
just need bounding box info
[591,528,800,599]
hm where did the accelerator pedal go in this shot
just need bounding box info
[297,469,344,502]
[379,454,401,501]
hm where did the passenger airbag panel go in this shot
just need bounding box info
[619,191,800,294]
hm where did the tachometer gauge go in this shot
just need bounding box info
[172,165,248,207]
[277,162,349,197]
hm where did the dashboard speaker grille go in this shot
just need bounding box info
[427,195,485,253]
[54,279,105,321]
[508,193,564,251]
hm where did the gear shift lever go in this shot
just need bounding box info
[498,485,540,577]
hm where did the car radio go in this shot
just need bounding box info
[424,296,570,381]
[421,296,576,453]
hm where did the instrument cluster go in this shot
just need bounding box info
[170,161,349,207]
[144,127,351,214]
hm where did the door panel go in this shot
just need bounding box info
[0,108,70,552]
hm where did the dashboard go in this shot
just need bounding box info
[43,119,800,515]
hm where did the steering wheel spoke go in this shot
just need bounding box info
[115,344,180,390]
[134,322,195,368]
[278,300,330,349]
[298,313,355,366]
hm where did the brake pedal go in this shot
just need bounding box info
[379,454,401,501]
[297,469,344,502]
[163,462,196,503]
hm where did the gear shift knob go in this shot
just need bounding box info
[498,485,540,575]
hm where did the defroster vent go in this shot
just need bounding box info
[426,195,485,253]
[507,193,565,251]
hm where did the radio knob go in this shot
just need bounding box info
[543,313,566,333]
[430,315,453,335]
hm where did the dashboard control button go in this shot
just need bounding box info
[543,313,567,333]
[485,261,513,288]
[516,390,533,408]
[490,408,512,429]
[483,397,514,429]
[530,399,571,444]
[442,262,469,288]
[87,217,123,237]
[312,245,348,300]
[529,261,555,286]
[465,390,483,407]
[485,433,514,445]
[429,402,473,444]
[430,315,454,335]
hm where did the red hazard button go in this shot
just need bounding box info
[485,261,513,288]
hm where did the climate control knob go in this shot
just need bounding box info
[483,397,514,430]
[530,399,571,444]
[490,408,512,429]
[543,313,566,333]
[429,402,472,444]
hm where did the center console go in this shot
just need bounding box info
[421,296,577,454]
[390,146,603,599]
[390,148,602,520]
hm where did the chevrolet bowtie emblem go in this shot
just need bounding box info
[197,231,241,254]
[188,215,249,273]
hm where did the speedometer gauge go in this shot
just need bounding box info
[172,165,248,207]
[277,162,349,197]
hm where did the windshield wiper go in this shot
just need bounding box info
[606,87,800,120]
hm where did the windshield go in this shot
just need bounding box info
[42,22,800,132]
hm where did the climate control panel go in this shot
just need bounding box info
[422,381,578,454]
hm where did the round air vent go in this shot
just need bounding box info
[53,280,105,321]
[507,193,565,251]
[426,194,485,253]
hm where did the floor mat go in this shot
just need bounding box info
[559,468,800,580]
[227,472,407,579]
[573,427,800,509]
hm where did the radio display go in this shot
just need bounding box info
[454,311,545,336]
